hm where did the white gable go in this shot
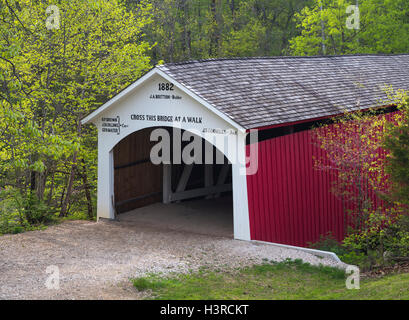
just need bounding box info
[81,68,245,133]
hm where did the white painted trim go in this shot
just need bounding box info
[109,150,115,219]
[251,240,343,264]
[96,145,115,220]
[81,68,246,133]
[231,131,251,241]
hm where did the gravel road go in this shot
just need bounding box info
[0,219,346,300]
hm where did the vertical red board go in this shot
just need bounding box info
[246,112,397,247]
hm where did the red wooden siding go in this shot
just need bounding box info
[246,112,398,247]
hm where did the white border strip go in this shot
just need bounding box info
[251,240,342,263]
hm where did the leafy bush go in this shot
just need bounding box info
[343,211,409,262]
[23,193,54,225]
[342,210,393,251]
[338,251,369,268]
[311,212,409,270]
[383,215,409,257]
[0,209,27,235]
[308,232,349,257]
[0,187,54,234]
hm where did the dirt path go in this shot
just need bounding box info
[0,220,345,300]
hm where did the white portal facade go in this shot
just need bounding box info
[82,68,251,241]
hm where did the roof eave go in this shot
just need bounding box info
[249,104,397,132]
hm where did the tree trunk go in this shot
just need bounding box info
[47,170,55,207]
[80,159,93,219]
[209,0,219,56]
[30,170,36,192]
[60,151,77,217]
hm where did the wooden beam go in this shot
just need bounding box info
[170,184,232,202]
[215,164,230,198]
[176,164,193,193]
[115,191,162,208]
[204,164,214,199]
[114,158,150,170]
[163,164,172,204]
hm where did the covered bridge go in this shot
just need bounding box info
[82,54,409,247]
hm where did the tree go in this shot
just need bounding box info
[383,89,409,209]
[0,0,153,225]
[142,0,312,63]
[290,0,409,55]
[313,109,392,232]
[222,0,311,57]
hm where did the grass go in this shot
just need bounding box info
[131,259,409,300]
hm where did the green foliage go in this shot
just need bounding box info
[0,194,28,235]
[383,215,409,257]
[290,0,409,55]
[383,90,409,208]
[0,0,153,230]
[311,88,409,270]
[140,0,311,63]
[342,211,392,252]
[309,232,348,256]
[339,250,368,267]
[0,186,54,234]
[308,232,367,266]
[312,212,409,270]
[313,109,391,232]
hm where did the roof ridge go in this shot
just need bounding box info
[158,53,409,67]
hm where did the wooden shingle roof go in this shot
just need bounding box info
[158,54,409,129]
